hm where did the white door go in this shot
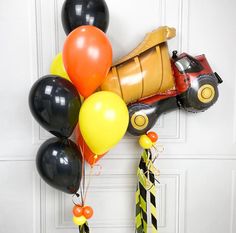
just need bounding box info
[0,0,236,233]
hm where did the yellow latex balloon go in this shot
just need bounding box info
[50,53,70,81]
[79,91,129,155]
[73,216,87,226]
[139,135,153,149]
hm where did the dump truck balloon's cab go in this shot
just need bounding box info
[172,51,222,112]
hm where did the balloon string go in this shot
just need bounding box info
[81,141,86,206]
[152,143,164,163]
[76,143,103,206]
[91,155,103,175]
[83,165,94,204]
[77,139,86,206]
[93,163,103,176]
[72,193,81,206]
[140,148,161,178]
[82,161,103,205]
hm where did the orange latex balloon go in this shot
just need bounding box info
[75,126,106,166]
[82,206,94,219]
[73,205,83,217]
[147,131,158,142]
[63,25,112,98]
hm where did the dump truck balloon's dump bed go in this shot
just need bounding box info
[101,26,176,104]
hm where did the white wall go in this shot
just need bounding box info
[0,0,236,233]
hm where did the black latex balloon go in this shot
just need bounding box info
[36,137,82,194]
[61,0,109,35]
[29,75,81,138]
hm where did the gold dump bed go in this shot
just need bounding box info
[101,26,176,104]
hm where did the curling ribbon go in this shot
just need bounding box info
[135,149,160,233]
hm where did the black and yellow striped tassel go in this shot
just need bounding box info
[79,222,90,233]
[136,185,143,233]
[136,159,147,233]
[136,149,159,233]
[147,150,158,233]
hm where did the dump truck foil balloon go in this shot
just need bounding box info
[101,26,222,136]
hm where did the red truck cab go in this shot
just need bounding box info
[172,51,222,112]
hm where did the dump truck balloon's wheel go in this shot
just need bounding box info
[131,112,149,130]
[197,84,215,103]
[128,103,157,136]
[178,75,219,112]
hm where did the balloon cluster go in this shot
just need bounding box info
[29,76,83,194]
[73,205,94,226]
[139,131,159,149]
[29,0,129,228]
[28,0,221,231]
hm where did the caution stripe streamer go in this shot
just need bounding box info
[136,149,159,233]
[147,150,158,233]
[79,222,90,233]
[135,186,143,233]
[136,154,148,233]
